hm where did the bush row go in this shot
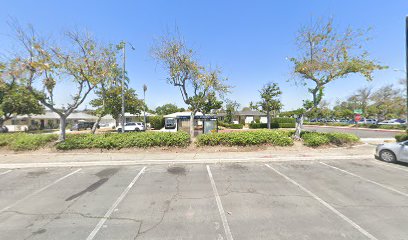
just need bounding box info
[218,121,244,129]
[249,122,295,129]
[395,134,408,142]
[196,130,293,146]
[56,131,190,150]
[0,130,360,151]
[302,132,360,147]
[0,133,58,151]
[304,122,406,130]
[303,122,351,126]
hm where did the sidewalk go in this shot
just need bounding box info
[0,143,376,168]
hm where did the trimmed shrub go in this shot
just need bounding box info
[278,123,296,128]
[196,130,294,147]
[395,134,408,142]
[302,132,359,147]
[56,131,190,150]
[249,121,294,129]
[219,121,243,129]
[149,116,165,130]
[378,125,406,130]
[302,132,330,147]
[0,133,58,151]
[272,117,295,123]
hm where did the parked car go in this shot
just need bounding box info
[357,118,377,124]
[375,140,408,163]
[378,119,403,125]
[70,122,99,131]
[117,122,145,132]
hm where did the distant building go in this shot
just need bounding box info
[4,110,116,131]
[163,111,218,135]
[217,110,268,124]
[124,111,156,123]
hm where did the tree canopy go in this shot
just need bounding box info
[155,103,185,116]
[90,86,144,123]
[289,18,386,137]
[153,33,229,137]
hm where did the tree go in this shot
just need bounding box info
[250,82,282,129]
[90,46,121,134]
[90,86,144,125]
[153,33,229,138]
[224,99,240,123]
[289,18,386,139]
[10,25,116,141]
[155,103,185,115]
[0,82,44,127]
[370,84,405,120]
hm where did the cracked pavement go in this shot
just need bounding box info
[0,158,408,239]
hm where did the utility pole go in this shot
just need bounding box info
[143,84,148,129]
[121,41,126,133]
[406,16,408,128]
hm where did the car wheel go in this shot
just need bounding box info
[379,150,397,163]
[117,129,122,133]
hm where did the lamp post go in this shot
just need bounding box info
[119,41,135,133]
[405,16,408,129]
[143,84,148,129]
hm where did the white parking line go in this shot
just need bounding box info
[0,168,81,213]
[86,166,146,240]
[0,170,12,176]
[320,162,408,198]
[206,165,234,240]
[265,164,378,240]
[370,160,408,173]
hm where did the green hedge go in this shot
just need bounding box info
[218,121,243,129]
[149,116,165,129]
[249,123,278,129]
[196,130,293,146]
[278,123,296,128]
[56,131,190,150]
[249,118,295,129]
[273,117,295,123]
[395,134,408,142]
[302,132,359,147]
[0,133,58,151]
[304,122,351,126]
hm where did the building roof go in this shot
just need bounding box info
[217,110,266,117]
[164,111,205,118]
[125,111,156,117]
[14,110,114,120]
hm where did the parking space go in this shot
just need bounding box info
[0,159,408,240]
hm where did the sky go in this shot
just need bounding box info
[0,0,407,111]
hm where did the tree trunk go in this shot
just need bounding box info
[58,116,67,142]
[189,111,196,139]
[267,110,271,129]
[91,115,103,134]
[0,118,4,128]
[294,114,304,140]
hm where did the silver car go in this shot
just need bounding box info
[375,140,408,163]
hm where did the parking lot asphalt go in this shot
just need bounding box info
[1,159,408,240]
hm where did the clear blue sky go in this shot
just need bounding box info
[1,0,407,111]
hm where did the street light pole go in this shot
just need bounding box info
[121,42,126,133]
[405,16,408,128]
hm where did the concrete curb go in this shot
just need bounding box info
[0,154,374,169]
